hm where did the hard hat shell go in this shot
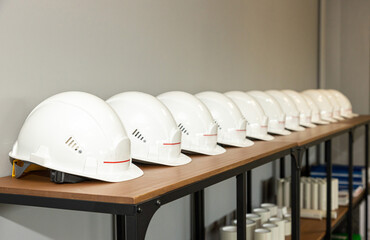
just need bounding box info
[9,92,143,182]
[302,89,337,123]
[107,92,191,166]
[282,90,316,128]
[300,93,329,125]
[328,89,358,118]
[157,91,226,155]
[321,90,344,120]
[247,91,291,136]
[225,91,274,141]
[195,91,254,147]
[266,90,305,132]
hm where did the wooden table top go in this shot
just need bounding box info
[0,140,296,204]
[0,116,367,205]
[271,116,370,147]
[337,115,370,127]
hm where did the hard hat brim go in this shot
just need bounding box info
[99,163,144,182]
[286,125,305,132]
[219,138,255,148]
[268,129,292,136]
[322,117,338,123]
[333,116,345,121]
[247,134,275,141]
[133,153,192,166]
[312,120,330,125]
[9,152,144,182]
[300,123,317,128]
[182,145,226,156]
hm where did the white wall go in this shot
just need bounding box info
[0,0,318,239]
[324,0,370,167]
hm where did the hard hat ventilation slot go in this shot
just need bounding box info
[214,120,222,130]
[132,129,146,143]
[65,137,82,154]
[178,123,189,135]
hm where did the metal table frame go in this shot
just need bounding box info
[281,122,369,240]
[0,122,368,240]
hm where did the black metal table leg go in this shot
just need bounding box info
[280,157,285,179]
[325,140,332,240]
[365,124,369,240]
[316,144,321,165]
[247,170,252,213]
[305,148,310,176]
[115,215,126,240]
[291,147,303,240]
[236,173,246,240]
[191,190,205,240]
[126,200,160,240]
[348,130,354,240]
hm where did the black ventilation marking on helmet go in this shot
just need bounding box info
[65,137,82,154]
[65,137,72,144]
[132,129,146,142]
[214,120,222,130]
[178,123,190,135]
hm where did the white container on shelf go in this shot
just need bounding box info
[254,228,272,240]
[284,178,291,207]
[253,208,271,224]
[283,218,292,236]
[232,219,256,240]
[220,226,236,240]
[318,179,327,210]
[304,178,311,209]
[261,203,278,217]
[269,217,285,240]
[262,223,279,240]
[277,179,285,207]
[311,179,319,210]
[247,213,262,228]
[300,180,304,208]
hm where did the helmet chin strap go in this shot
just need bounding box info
[50,170,87,184]
[13,160,32,178]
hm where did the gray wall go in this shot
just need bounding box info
[0,0,318,239]
[324,0,370,167]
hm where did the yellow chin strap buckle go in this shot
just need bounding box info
[12,160,46,178]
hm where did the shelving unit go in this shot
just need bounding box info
[286,189,365,240]
[0,116,368,240]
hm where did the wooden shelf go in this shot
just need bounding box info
[285,189,365,240]
[0,140,296,204]
[274,115,370,147]
[0,116,368,205]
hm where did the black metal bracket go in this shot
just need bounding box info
[291,146,305,170]
[124,198,162,240]
[290,146,304,240]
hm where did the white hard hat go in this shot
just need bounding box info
[225,91,274,141]
[282,90,317,128]
[321,90,344,120]
[195,91,254,147]
[107,92,191,166]
[157,91,226,155]
[9,92,143,183]
[247,91,291,136]
[266,90,305,132]
[300,93,329,125]
[302,89,337,123]
[328,89,358,118]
